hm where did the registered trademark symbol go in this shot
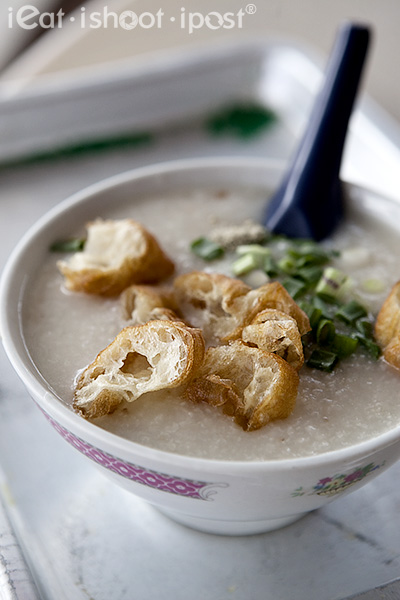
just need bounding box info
[245,3,257,14]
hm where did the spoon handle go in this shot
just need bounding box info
[266,23,371,240]
[311,23,370,185]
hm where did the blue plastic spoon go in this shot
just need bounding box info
[264,23,371,241]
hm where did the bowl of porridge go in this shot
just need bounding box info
[2,157,400,536]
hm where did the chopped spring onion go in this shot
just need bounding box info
[296,265,324,283]
[298,302,323,330]
[308,307,323,330]
[191,237,224,261]
[355,335,382,360]
[277,256,297,274]
[315,267,349,300]
[307,349,339,372]
[282,277,308,299]
[236,244,271,257]
[356,319,374,338]
[191,225,380,372]
[234,244,275,275]
[316,319,336,345]
[331,334,358,359]
[312,295,338,318]
[335,300,368,324]
[287,243,337,266]
[50,238,85,252]
[232,253,259,276]
[263,255,279,277]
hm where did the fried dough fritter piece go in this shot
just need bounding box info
[185,341,299,431]
[58,219,174,296]
[74,320,205,418]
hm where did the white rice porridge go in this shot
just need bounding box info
[22,187,400,460]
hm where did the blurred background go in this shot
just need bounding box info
[1,0,400,121]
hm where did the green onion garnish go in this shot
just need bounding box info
[356,319,374,338]
[236,244,271,257]
[296,265,324,283]
[298,302,323,330]
[331,334,359,359]
[263,255,279,277]
[50,238,85,252]
[316,319,336,345]
[309,307,323,330]
[191,238,224,261]
[277,256,297,275]
[287,243,335,267]
[355,335,382,360]
[315,267,349,300]
[232,253,259,276]
[191,226,381,373]
[234,244,274,275]
[335,300,368,324]
[311,296,338,318]
[307,349,339,372]
[282,277,308,299]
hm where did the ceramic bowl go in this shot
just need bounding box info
[2,157,400,536]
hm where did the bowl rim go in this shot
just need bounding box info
[1,155,400,474]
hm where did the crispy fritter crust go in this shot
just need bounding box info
[231,281,311,338]
[64,221,309,430]
[185,341,299,431]
[74,320,205,418]
[58,219,174,296]
[173,271,251,342]
[120,284,179,324]
[241,309,304,370]
[174,272,310,345]
[375,281,400,368]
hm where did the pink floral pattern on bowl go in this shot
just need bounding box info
[291,461,385,498]
[43,410,227,500]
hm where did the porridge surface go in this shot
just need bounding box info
[22,187,400,460]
